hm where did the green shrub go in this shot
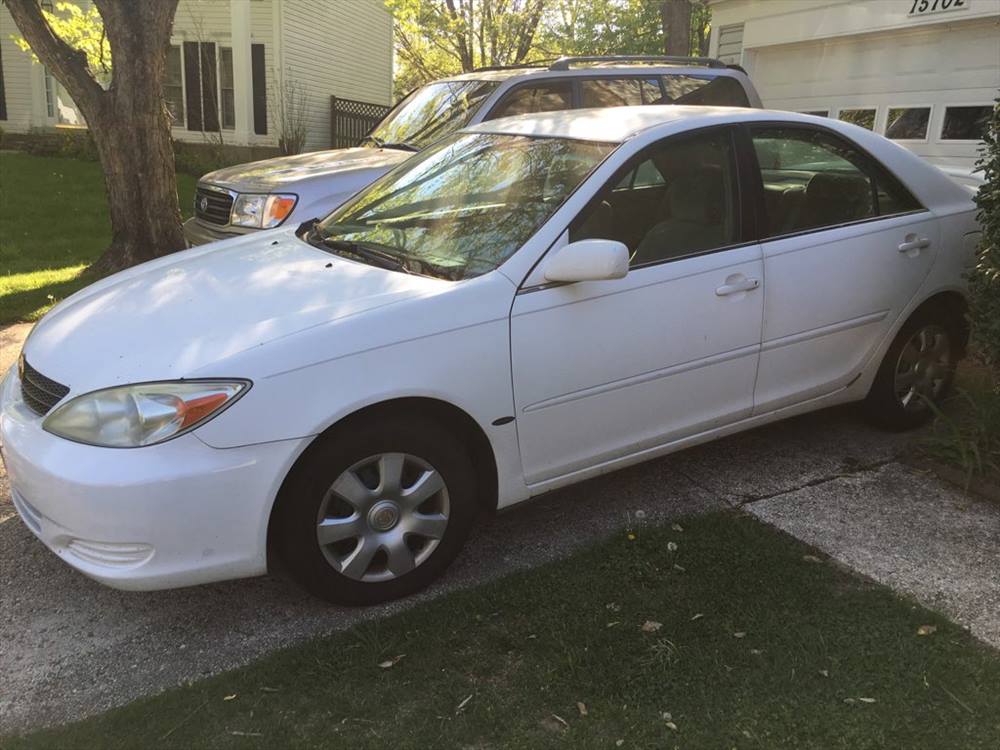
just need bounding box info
[970,99,1000,369]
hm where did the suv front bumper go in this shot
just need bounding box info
[182,217,258,247]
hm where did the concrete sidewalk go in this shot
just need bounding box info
[747,462,1000,649]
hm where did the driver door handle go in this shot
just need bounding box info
[898,237,931,253]
[716,277,760,296]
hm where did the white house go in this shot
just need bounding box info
[0,0,394,152]
[708,0,1000,170]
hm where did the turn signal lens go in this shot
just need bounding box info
[263,195,298,228]
[42,380,250,448]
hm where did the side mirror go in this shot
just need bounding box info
[542,239,629,284]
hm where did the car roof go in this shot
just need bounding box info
[464,105,971,212]
[464,104,759,142]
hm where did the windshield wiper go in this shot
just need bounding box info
[319,238,412,274]
[360,135,384,148]
[377,141,420,153]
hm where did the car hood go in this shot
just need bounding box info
[23,232,447,395]
[200,147,413,192]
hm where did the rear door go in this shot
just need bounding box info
[746,124,937,413]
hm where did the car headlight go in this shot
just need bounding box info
[42,380,250,448]
[231,193,298,229]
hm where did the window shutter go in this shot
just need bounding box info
[183,41,202,130]
[0,44,7,120]
[251,44,268,135]
[716,24,744,65]
[200,42,219,132]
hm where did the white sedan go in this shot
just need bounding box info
[0,106,978,604]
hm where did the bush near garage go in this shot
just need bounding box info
[969,98,1000,369]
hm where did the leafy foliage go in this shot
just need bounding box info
[12,2,110,82]
[970,99,1000,368]
[389,0,713,92]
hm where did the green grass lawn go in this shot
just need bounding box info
[0,152,196,324]
[7,512,999,749]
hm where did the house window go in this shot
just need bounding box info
[716,23,744,65]
[219,47,235,130]
[165,45,184,123]
[941,105,991,141]
[886,106,931,140]
[837,108,876,131]
[799,110,829,118]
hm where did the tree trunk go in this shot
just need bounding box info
[4,0,184,275]
[661,0,692,57]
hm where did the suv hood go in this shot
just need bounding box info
[22,232,446,396]
[201,147,413,192]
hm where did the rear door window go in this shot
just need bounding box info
[749,126,922,238]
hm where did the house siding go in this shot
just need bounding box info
[280,0,393,152]
[0,5,43,133]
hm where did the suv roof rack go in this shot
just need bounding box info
[473,60,552,72]
[548,55,727,71]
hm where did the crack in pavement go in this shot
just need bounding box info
[728,458,897,506]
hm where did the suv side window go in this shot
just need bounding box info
[486,81,573,119]
[580,78,667,108]
[750,126,922,238]
[571,128,739,267]
[660,75,750,107]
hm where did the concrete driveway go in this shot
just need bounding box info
[2,323,998,735]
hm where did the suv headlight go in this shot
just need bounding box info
[43,380,250,448]
[231,193,298,229]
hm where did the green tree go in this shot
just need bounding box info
[970,99,1000,368]
[12,2,110,82]
[5,0,185,273]
[389,0,547,92]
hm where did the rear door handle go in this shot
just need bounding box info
[716,277,760,296]
[898,237,931,253]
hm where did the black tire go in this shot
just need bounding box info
[863,305,964,431]
[272,414,479,605]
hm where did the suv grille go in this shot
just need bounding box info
[194,186,234,225]
[19,356,70,417]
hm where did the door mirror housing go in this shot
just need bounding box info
[542,239,629,283]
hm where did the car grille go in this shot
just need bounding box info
[194,186,233,225]
[19,356,70,416]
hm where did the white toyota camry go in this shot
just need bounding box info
[0,106,979,604]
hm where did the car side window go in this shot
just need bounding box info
[570,129,739,267]
[486,81,573,120]
[750,127,921,239]
[660,75,750,107]
[580,78,643,107]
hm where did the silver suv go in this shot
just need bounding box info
[183,55,762,246]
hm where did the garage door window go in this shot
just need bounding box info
[750,127,921,238]
[837,108,876,131]
[886,107,931,140]
[941,106,992,141]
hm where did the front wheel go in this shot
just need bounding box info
[863,308,962,430]
[272,416,479,604]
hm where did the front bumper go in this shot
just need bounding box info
[0,365,308,591]
[182,217,257,247]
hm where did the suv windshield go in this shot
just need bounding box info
[315,132,614,280]
[366,80,500,151]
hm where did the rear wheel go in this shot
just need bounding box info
[273,416,478,604]
[863,307,962,430]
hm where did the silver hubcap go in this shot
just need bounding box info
[894,324,951,412]
[317,452,449,582]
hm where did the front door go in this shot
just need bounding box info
[746,125,938,413]
[510,127,764,486]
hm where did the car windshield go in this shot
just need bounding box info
[314,132,614,280]
[366,80,500,151]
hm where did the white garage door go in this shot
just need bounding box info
[747,18,1000,169]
